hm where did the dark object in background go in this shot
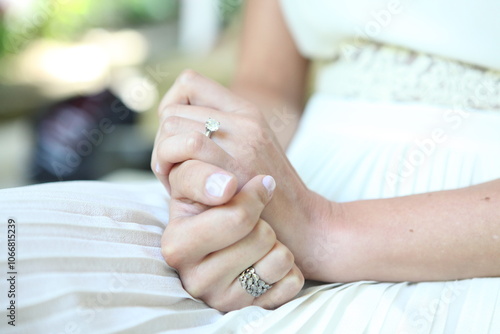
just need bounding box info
[32,90,152,183]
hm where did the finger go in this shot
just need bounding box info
[151,116,206,193]
[220,263,304,311]
[197,219,277,288]
[153,131,240,192]
[158,105,224,126]
[251,241,295,285]
[157,104,258,142]
[251,264,304,309]
[151,108,229,190]
[164,174,276,265]
[152,113,228,177]
[185,219,276,301]
[159,69,249,113]
[170,160,238,207]
[152,116,202,166]
[152,104,225,181]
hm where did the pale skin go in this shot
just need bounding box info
[152,0,500,311]
[166,162,303,311]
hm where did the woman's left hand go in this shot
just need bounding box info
[152,70,334,276]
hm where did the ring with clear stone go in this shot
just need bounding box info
[238,267,272,297]
[204,118,220,138]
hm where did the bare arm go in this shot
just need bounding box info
[307,179,500,282]
[231,0,309,149]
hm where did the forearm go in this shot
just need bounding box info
[306,179,500,282]
[231,0,309,149]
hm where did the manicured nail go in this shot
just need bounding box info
[155,162,163,174]
[262,175,276,196]
[206,173,232,197]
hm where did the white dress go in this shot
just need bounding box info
[2,1,500,333]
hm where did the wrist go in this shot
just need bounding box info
[297,190,347,280]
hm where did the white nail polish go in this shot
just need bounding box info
[206,173,232,197]
[262,175,276,196]
[155,162,163,174]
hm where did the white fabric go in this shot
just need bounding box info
[2,96,500,333]
[313,42,500,111]
[279,0,500,70]
[287,95,500,201]
[0,181,220,333]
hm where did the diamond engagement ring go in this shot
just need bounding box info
[205,118,220,138]
[238,267,272,297]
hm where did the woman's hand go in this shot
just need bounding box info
[164,159,304,311]
[152,70,336,277]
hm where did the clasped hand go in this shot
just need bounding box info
[152,70,313,311]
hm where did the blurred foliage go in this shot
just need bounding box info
[0,0,178,57]
[0,0,243,58]
[218,0,243,26]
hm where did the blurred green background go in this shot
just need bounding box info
[0,0,243,188]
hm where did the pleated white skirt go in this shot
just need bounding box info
[1,94,499,333]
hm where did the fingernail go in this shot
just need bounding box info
[206,173,232,198]
[262,175,276,196]
[155,162,164,174]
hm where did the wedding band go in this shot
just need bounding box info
[204,118,220,138]
[238,266,272,297]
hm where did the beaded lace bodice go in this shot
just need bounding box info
[316,42,500,111]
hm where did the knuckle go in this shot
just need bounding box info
[239,119,272,159]
[274,243,295,269]
[247,115,267,137]
[161,243,183,269]
[177,69,199,85]
[161,115,183,135]
[161,227,186,269]
[282,268,305,295]
[185,131,206,155]
[182,266,223,303]
[182,275,207,299]
[158,103,176,119]
[240,105,261,118]
[291,266,305,289]
[228,206,252,228]
[205,294,231,312]
[244,119,264,141]
[255,220,276,246]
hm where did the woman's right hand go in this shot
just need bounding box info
[163,159,304,312]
